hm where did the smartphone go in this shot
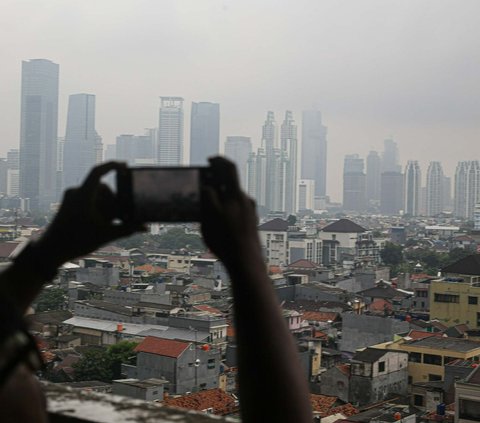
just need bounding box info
[117,166,208,223]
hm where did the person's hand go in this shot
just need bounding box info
[201,157,261,269]
[37,162,144,267]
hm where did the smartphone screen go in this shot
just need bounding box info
[130,167,202,222]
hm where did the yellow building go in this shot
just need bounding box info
[430,280,480,328]
[380,337,480,384]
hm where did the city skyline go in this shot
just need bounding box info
[1,1,479,201]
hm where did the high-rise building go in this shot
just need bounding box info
[247,148,267,208]
[380,171,404,215]
[116,132,155,166]
[343,154,366,211]
[189,102,220,165]
[366,150,381,205]
[19,59,59,209]
[443,176,452,211]
[6,149,20,197]
[454,161,480,220]
[426,161,444,216]
[298,179,315,211]
[157,97,184,165]
[404,160,421,216]
[63,94,97,189]
[280,111,298,214]
[382,138,401,173]
[224,136,252,188]
[262,111,280,211]
[301,110,327,197]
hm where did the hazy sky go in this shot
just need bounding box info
[1,0,479,201]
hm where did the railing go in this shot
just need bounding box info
[44,382,239,423]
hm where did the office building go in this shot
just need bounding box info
[426,161,444,216]
[6,149,20,197]
[366,150,381,205]
[280,111,298,214]
[382,138,401,173]
[19,59,59,209]
[380,172,404,215]
[454,160,480,220]
[404,160,421,216]
[301,110,327,197]
[63,94,97,189]
[116,132,155,166]
[262,111,281,211]
[298,179,315,211]
[224,136,252,188]
[247,148,267,208]
[189,102,220,165]
[343,154,366,212]
[157,97,184,165]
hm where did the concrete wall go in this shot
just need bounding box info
[319,366,350,403]
[340,314,410,353]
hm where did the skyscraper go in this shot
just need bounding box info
[116,132,155,166]
[366,150,381,205]
[382,138,401,173]
[280,111,298,214]
[19,59,59,209]
[404,160,421,216]
[63,94,97,189]
[380,171,404,215]
[426,161,444,216]
[343,154,366,211]
[301,110,327,197]
[189,102,220,165]
[247,148,267,208]
[454,160,480,220]
[262,111,280,211]
[224,136,252,188]
[157,97,184,165]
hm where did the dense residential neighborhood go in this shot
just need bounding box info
[2,211,478,422]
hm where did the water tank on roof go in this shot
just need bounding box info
[436,403,446,416]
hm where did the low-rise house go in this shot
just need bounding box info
[382,336,480,384]
[133,336,221,395]
[258,218,290,266]
[112,378,167,401]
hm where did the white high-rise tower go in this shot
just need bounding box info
[157,97,184,165]
[426,161,444,216]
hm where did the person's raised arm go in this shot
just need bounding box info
[0,162,142,313]
[201,157,312,423]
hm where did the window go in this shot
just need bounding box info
[417,290,428,298]
[469,296,478,305]
[207,358,216,369]
[423,354,442,366]
[378,361,385,372]
[152,390,158,395]
[414,394,424,407]
[428,374,442,381]
[459,399,480,420]
[409,352,422,363]
[434,293,459,303]
[408,376,413,384]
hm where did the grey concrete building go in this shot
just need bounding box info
[189,102,220,165]
[340,313,410,353]
[133,336,221,395]
[224,136,252,188]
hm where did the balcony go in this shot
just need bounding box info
[44,382,238,423]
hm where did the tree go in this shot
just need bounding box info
[72,341,138,382]
[287,214,297,226]
[35,287,66,312]
[380,242,404,267]
[156,227,205,251]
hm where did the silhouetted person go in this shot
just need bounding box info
[0,158,312,422]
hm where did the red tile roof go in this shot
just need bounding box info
[310,394,338,415]
[406,330,440,340]
[328,403,359,417]
[134,264,166,274]
[288,259,320,269]
[302,311,339,323]
[193,305,222,316]
[163,389,238,415]
[135,336,190,358]
[368,298,393,313]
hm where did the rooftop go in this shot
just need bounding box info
[135,336,190,358]
[162,389,238,416]
[258,218,289,232]
[352,348,389,363]
[321,219,366,233]
[441,254,480,276]
[405,336,480,352]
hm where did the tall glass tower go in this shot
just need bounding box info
[189,102,220,165]
[157,97,184,165]
[19,59,59,209]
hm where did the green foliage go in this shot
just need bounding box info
[35,287,66,312]
[73,341,138,382]
[156,227,205,251]
[380,242,404,266]
[287,214,297,226]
